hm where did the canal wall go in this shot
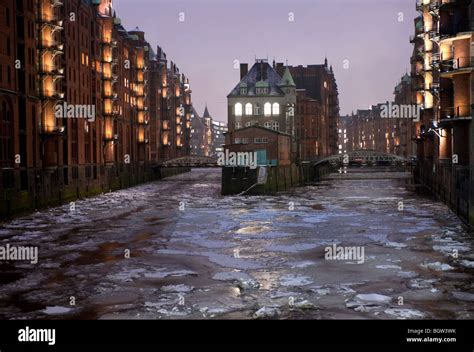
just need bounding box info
[414,159,474,228]
[0,166,189,220]
[221,163,334,195]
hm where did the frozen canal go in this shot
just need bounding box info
[0,168,473,319]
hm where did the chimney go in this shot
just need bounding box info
[240,63,248,80]
[276,62,284,77]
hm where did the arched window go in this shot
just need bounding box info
[272,103,280,115]
[245,103,253,116]
[264,102,271,116]
[0,99,13,167]
[234,103,242,117]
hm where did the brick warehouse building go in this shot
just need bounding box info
[226,58,340,164]
[338,74,418,158]
[288,59,340,158]
[0,0,192,217]
[410,0,474,225]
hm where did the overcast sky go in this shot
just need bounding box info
[114,0,418,122]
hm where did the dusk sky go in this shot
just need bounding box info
[114,0,418,122]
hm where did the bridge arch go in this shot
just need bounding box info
[157,155,218,168]
[313,150,409,167]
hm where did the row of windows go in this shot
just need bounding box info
[234,102,280,117]
[235,121,280,131]
[234,137,269,145]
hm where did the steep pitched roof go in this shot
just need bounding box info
[203,105,210,118]
[227,61,285,97]
[279,66,296,87]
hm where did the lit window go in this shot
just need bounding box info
[264,103,271,116]
[245,103,253,116]
[272,103,280,115]
[235,103,242,116]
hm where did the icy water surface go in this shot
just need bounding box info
[0,168,473,319]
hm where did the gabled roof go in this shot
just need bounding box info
[203,105,210,118]
[228,61,286,97]
[279,67,296,87]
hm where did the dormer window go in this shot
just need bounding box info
[240,87,247,95]
[256,87,269,95]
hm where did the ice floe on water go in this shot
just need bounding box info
[253,306,280,319]
[460,260,474,269]
[421,262,454,271]
[161,284,194,293]
[384,241,407,249]
[265,243,320,253]
[451,291,474,302]
[42,306,73,315]
[212,271,253,282]
[376,265,402,270]
[279,274,313,287]
[236,278,260,290]
[397,271,418,278]
[346,293,392,309]
[384,308,425,319]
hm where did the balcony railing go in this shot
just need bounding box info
[441,105,472,119]
[429,0,441,13]
[430,53,440,68]
[37,15,63,28]
[39,89,64,100]
[102,93,118,100]
[441,56,473,73]
[428,30,440,41]
[38,65,64,77]
[440,21,473,39]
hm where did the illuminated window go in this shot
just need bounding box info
[264,102,271,116]
[245,103,252,116]
[234,103,242,116]
[272,103,280,115]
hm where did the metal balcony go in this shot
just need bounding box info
[440,57,473,74]
[428,30,440,41]
[37,15,63,30]
[102,93,119,100]
[429,0,441,14]
[39,91,64,101]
